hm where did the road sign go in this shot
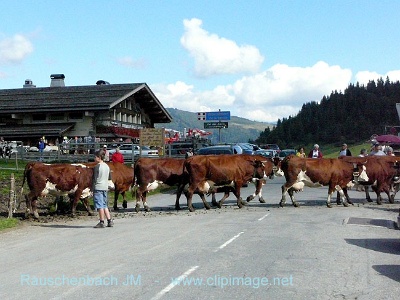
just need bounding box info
[204,122,229,129]
[197,111,230,121]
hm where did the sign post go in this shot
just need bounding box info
[197,110,230,143]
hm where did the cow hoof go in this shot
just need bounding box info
[259,197,266,203]
[246,196,254,202]
[279,201,285,208]
[211,201,218,207]
[326,203,332,208]
[389,195,395,204]
[123,200,128,209]
[241,200,248,206]
[343,202,349,207]
[135,204,140,213]
[366,197,373,202]
[33,211,40,219]
[217,201,222,209]
[175,205,181,210]
[87,211,94,216]
[188,206,195,212]
[293,202,300,208]
[144,207,151,212]
[113,206,119,211]
[336,200,341,205]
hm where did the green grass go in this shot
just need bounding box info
[0,217,19,231]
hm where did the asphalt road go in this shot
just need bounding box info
[1,177,399,300]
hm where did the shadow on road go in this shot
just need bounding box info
[345,238,400,255]
[372,265,400,282]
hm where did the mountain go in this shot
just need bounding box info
[155,108,274,144]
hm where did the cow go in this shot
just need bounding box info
[339,156,400,205]
[280,155,369,208]
[208,156,284,206]
[184,154,269,212]
[21,162,95,219]
[134,157,188,212]
[107,162,135,210]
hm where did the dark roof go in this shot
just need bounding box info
[0,83,172,123]
[0,123,74,138]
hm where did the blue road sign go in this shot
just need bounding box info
[205,111,230,121]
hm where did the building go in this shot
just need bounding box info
[0,75,172,146]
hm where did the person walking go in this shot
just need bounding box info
[38,137,46,161]
[93,150,113,228]
[308,144,323,158]
[111,147,124,163]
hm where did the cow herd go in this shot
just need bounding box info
[19,153,400,219]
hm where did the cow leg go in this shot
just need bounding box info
[135,189,143,212]
[24,194,33,218]
[80,197,94,216]
[113,191,120,210]
[31,199,40,219]
[186,189,195,212]
[175,183,185,210]
[211,191,219,207]
[343,188,352,205]
[333,186,348,207]
[365,186,372,202]
[217,192,231,208]
[371,185,383,205]
[199,193,211,210]
[280,185,288,207]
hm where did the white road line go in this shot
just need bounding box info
[213,231,244,252]
[151,266,199,300]
[258,213,270,221]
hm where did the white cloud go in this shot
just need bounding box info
[152,61,353,123]
[180,18,264,77]
[0,34,33,64]
[116,56,147,69]
[355,70,400,85]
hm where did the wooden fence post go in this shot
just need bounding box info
[8,173,15,218]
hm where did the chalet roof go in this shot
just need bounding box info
[0,123,74,138]
[0,83,172,123]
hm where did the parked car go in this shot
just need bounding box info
[255,149,278,158]
[197,145,242,155]
[278,149,297,160]
[108,144,158,158]
[263,144,281,153]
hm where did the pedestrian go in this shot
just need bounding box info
[111,147,124,163]
[103,145,110,162]
[308,144,323,158]
[339,143,352,157]
[92,150,113,228]
[369,143,386,156]
[296,147,306,158]
[185,148,194,159]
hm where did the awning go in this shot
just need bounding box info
[0,123,74,138]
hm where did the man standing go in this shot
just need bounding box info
[103,145,110,162]
[93,150,113,228]
[339,143,352,157]
[111,147,124,163]
[185,148,194,159]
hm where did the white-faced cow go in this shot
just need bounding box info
[339,156,400,204]
[21,162,95,219]
[280,155,369,208]
[184,154,268,212]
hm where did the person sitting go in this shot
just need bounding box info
[111,147,124,163]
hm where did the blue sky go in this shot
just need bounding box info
[1,0,400,123]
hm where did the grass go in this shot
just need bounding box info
[0,217,19,231]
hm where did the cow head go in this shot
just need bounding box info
[252,160,269,180]
[353,164,369,183]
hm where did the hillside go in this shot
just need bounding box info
[155,108,273,143]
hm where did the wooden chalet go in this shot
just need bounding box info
[0,75,172,146]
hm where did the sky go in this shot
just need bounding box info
[1,0,400,123]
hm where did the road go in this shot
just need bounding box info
[1,177,399,299]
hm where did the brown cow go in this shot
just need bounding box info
[184,154,268,212]
[339,156,400,204]
[21,162,95,219]
[209,156,284,206]
[134,157,188,212]
[280,156,369,208]
[107,162,135,210]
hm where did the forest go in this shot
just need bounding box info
[255,78,400,149]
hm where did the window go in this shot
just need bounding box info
[32,114,46,122]
[49,113,65,121]
[68,112,83,120]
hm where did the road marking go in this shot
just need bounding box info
[151,265,199,300]
[214,231,244,252]
[258,213,270,221]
